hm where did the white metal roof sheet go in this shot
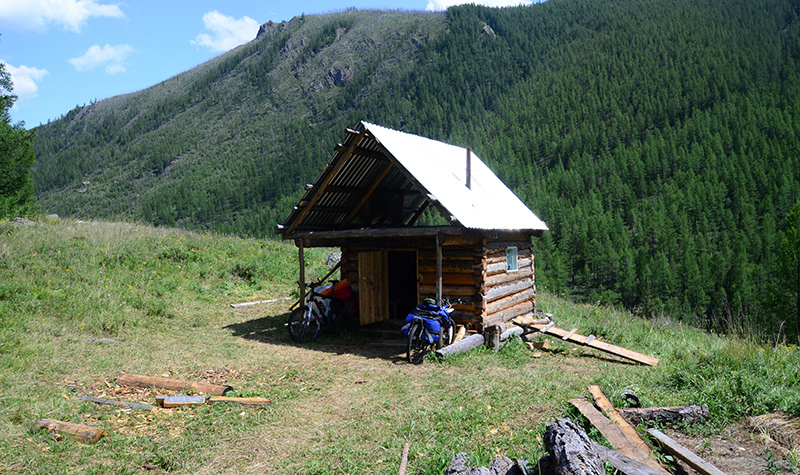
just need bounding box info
[363,122,548,232]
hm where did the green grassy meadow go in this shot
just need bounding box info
[1,219,798,474]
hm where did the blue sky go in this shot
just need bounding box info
[0,0,536,129]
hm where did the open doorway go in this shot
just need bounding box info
[388,250,418,319]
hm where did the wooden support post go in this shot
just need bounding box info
[298,239,306,306]
[436,233,444,304]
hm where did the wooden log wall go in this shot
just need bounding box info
[339,237,484,328]
[481,239,536,329]
[336,234,536,330]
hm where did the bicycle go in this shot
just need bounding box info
[288,279,355,343]
[402,298,455,364]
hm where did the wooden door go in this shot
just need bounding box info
[358,250,389,325]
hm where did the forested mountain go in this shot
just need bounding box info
[32,0,800,335]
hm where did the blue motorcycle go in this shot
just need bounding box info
[401,298,455,364]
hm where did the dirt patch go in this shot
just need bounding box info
[663,421,796,475]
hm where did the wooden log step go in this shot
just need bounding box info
[434,333,484,359]
[531,323,659,366]
[32,419,107,443]
[117,373,233,395]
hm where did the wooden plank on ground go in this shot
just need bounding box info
[647,429,727,475]
[590,440,666,475]
[156,395,207,408]
[570,397,664,472]
[207,396,272,406]
[80,395,153,411]
[587,386,668,474]
[532,324,659,366]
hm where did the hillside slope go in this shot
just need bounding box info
[32,0,800,331]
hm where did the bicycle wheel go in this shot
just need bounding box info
[406,321,427,364]
[288,307,321,343]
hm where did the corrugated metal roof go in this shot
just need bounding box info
[363,122,548,232]
[281,121,548,235]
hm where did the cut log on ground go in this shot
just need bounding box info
[544,418,605,475]
[80,395,153,411]
[620,405,710,425]
[156,395,207,408]
[32,419,107,443]
[500,325,524,341]
[435,333,484,359]
[207,396,272,406]
[570,397,667,474]
[512,316,551,326]
[586,386,668,474]
[117,373,233,395]
[532,323,659,366]
[647,429,727,475]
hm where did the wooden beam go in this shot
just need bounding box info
[532,323,659,366]
[436,233,444,304]
[647,429,727,475]
[587,386,668,474]
[406,200,431,226]
[334,144,389,161]
[286,225,465,241]
[339,161,395,229]
[298,239,306,306]
[286,128,367,234]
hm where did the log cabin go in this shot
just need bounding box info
[278,121,548,333]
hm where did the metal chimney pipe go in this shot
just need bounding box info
[466,147,472,190]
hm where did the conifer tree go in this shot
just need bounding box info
[0,56,38,219]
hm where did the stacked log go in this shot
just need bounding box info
[481,240,537,329]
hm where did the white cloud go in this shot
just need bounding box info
[68,44,134,74]
[426,0,538,11]
[2,61,49,100]
[0,0,124,33]
[191,11,259,52]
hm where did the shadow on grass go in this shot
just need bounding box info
[224,312,411,363]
